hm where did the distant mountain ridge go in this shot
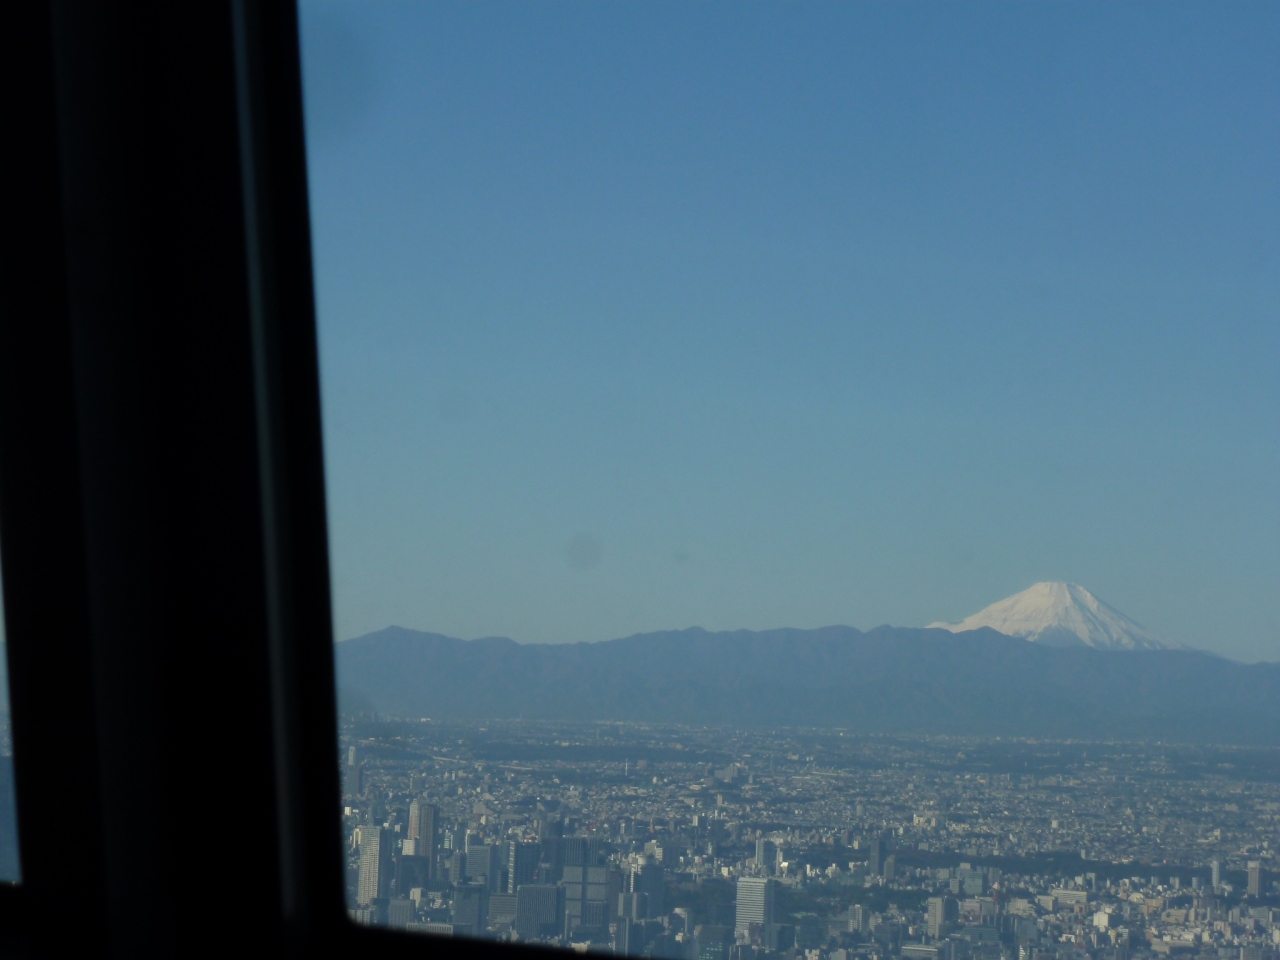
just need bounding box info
[335,624,1280,745]
[928,582,1177,651]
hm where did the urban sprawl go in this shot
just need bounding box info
[343,721,1279,960]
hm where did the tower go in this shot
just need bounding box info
[1247,861,1261,897]
[634,861,664,916]
[508,841,540,893]
[453,881,489,937]
[407,799,439,862]
[735,876,775,933]
[515,884,565,941]
[868,836,882,878]
[849,903,868,933]
[927,896,953,938]
[357,825,394,906]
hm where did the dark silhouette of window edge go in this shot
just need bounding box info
[1,3,564,958]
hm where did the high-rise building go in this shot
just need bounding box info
[488,893,519,928]
[387,899,415,929]
[849,904,869,933]
[345,761,364,798]
[1247,861,1261,897]
[453,882,489,938]
[1211,859,1222,891]
[613,917,640,956]
[407,799,439,864]
[618,891,649,923]
[508,841,540,893]
[467,844,502,892]
[868,837,882,878]
[536,814,563,841]
[394,855,433,898]
[444,849,468,884]
[695,924,731,960]
[884,855,897,881]
[356,825,394,906]
[754,838,776,872]
[735,877,776,933]
[958,863,985,895]
[515,884,565,941]
[561,864,618,938]
[630,861,665,916]
[926,897,955,938]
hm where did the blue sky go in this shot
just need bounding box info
[300,1,1279,660]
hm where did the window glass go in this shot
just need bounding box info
[0,551,19,883]
[300,2,1279,953]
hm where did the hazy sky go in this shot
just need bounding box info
[300,1,1279,660]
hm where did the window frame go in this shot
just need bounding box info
[1,3,562,957]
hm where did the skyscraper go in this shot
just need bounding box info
[356,825,394,906]
[735,877,776,933]
[407,799,439,862]
[696,925,731,960]
[467,844,502,892]
[508,841,540,893]
[618,891,649,922]
[926,897,954,938]
[868,837,882,878]
[755,838,776,872]
[849,904,869,933]
[514,884,565,941]
[453,882,490,938]
[1211,859,1222,891]
[1247,861,1261,897]
[884,855,896,881]
[633,861,664,916]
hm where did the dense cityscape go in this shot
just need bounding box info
[342,720,1280,960]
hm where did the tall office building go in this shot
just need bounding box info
[754,838,775,869]
[467,844,502,892]
[695,924,731,960]
[442,849,466,884]
[927,897,954,938]
[1211,859,1222,891]
[868,837,883,878]
[735,877,776,933]
[849,904,869,933]
[394,854,432,898]
[536,814,564,841]
[1247,861,1261,897]
[884,855,897,881]
[407,799,439,861]
[488,893,519,928]
[453,882,490,938]
[630,861,665,916]
[356,825,394,906]
[618,891,649,923]
[958,864,985,895]
[508,841,540,893]
[515,884,565,941]
[562,864,619,938]
[614,917,639,956]
[345,760,364,798]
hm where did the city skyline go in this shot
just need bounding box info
[338,717,1280,950]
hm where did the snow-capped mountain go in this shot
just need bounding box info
[927,582,1179,651]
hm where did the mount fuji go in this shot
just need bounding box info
[927,581,1179,651]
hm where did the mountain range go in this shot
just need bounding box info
[336,591,1280,744]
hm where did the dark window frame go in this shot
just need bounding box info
[1,3,560,957]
